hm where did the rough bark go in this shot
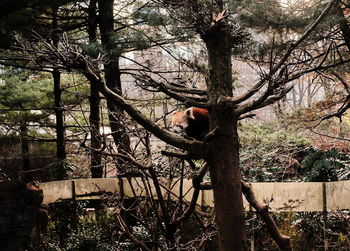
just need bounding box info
[206,117,247,250]
[202,23,247,250]
[336,2,350,52]
[98,0,131,157]
[20,122,30,182]
[88,0,103,178]
[52,8,66,179]
[53,70,66,163]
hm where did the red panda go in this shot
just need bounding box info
[170,107,209,140]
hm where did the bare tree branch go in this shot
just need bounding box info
[83,70,207,156]
[241,180,292,251]
[223,0,338,108]
[315,71,350,123]
[135,74,209,108]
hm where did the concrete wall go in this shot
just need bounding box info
[39,178,350,212]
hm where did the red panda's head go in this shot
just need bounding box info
[170,107,209,140]
[170,107,196,134]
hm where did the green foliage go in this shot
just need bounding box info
[240,121,350,183]
[239,122,309,181]
[239,0,335,64]
[51,222,119,250]
[132,5,168,26]
[0,71,52,109]
[240,0,284,30]
[81,41,104,60]
[0,68,53,126]
[291,211,350,250]
[131,30,152,50]
[42,196,215,250]
[43,200,154,251]
[0,68,89,181]
[0,68,89,128]
[240,0,322,32]
[301,148,350,182]
[60,73,90,105]
[240,122,309,150]
[246,211,350,250]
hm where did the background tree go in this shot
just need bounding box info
[0,0,85,179]
[0,68,54,181]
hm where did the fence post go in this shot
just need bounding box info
[71,180,78,229]
[322,182,328,251]
[249,204,255,251]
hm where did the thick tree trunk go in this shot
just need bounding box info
[336,2,350,52]
[53,70,66,162]
[207,116,246,250]
[52,8,66,179]
[20,122,30,182]
[89,66,102,178]
[98,0,131,157]
[203,25,247,250]
[88,0,103,178]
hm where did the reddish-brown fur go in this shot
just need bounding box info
[171,107,209,140]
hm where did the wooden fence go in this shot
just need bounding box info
[39,178,350,212]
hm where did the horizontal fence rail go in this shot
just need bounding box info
[39,178,350,212]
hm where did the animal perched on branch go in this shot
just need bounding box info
[170,107,209,140]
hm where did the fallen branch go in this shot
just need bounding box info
[241,180,292,251]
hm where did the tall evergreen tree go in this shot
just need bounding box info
[87,0,103,178]
[0,68,53,181]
